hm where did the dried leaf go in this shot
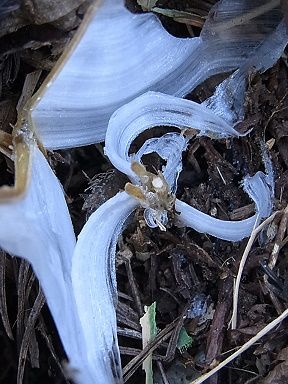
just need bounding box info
[276,346,288,361]
[261,360,288,384]
[137,0,157,11]
[152,8,205,27]
[16,70,42,114]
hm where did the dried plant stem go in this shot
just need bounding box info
[190,307,288,384]
[157,361,170,384]
[16,260,31,351]
[37,318,69,383]
[125,258,143,317]
[17,287,45,384]
[268,204,288,269]
[0,132,32,201]
[212,0,280,33]
[0,251,14,339]
[230,211,280,330]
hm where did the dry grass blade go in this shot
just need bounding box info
[190,307,288,384]
[17,287,45,384]
[230,210,281,330]
[16,71,42,114]
[124,256,143,317]
[0,130,13,158]
[24,270,36,305]
[162,302,191,363]
[28,326,39,369]
[0,251,14,339]
[157,361,170,384]
[22,269,40,369]
[37,317,70,382]
[16,260,31,351]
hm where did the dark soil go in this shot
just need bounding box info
[0,1,287,384]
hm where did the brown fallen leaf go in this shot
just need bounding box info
[259,344,288,383]
[0,0,86,38]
